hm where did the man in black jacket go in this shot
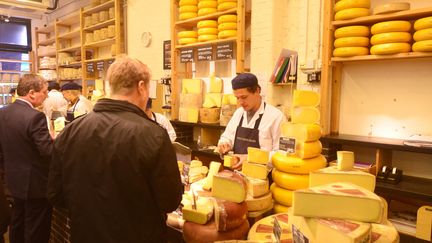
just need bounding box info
[0,175,11,243]
[48,56,183,243]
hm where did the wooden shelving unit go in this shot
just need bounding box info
[0,57,33,107]
[34,24,56,75]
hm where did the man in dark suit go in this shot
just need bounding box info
[0,175,11,243]
[0,74,53,243]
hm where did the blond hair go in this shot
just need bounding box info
[106,56,151,94]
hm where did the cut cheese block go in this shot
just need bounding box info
[310,166,375,191]
[415,16,432,31]
[295,140,322,159]
[190,160,203,168]
[272,169,309,190]
[334,8,369,21]
[179,0,197,6]
[198,34,218,42]
[337,150,355,170]
[416,206,432,241]
[189,174,206,183]
[281,122,321,142]
[218,30,237,39]
[271,183,293,207]
[179,12,198,20]
[242,162,268,180]
[198,0,217,9]
[223,155,238,168]
[371,32,412,45]
[182,196,214,224]
[246,177,269,198]
[183,219,250,243]
[371,221,399,243]
[199,107,221,124]
[218,2,237,11]
[178,37,198,45]
[245,192,272,212]
[214,200,248,231]
[222,94,237,105]
[198,7,217,16]
[197,20,218,28]
[371,20,411,34]
[334,0,370,13]
[189,166,209,177]
[414,28,432,41]
[291,106,320,124]
[180,93,203,108]
[413,39,432,52]
[272,152,327,174]
[273,203,290,214]
[373,2,410,15]
[247,202,273,219]
[198,27,218,35]
[221,104,236,116]
[212,170,247,203]
[293,182,384,223]
[370,43,411,55]
[179,5,198,13]
[248,213,292,242]
[182,78,202,94]
[203,93,222,108]
[202,161,222,190]
[292,89,320,107]
[218,22,237,31]
[179,107,199,123]
[178,30,198,38]
[334,25,369,38]
[334,36,369,47]
[333,47,369,57]
[247,147,269,165]
[218,14,237,24]
[209,75,223,93]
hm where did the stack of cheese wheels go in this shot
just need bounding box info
[217,0,237,12]
[370,20,412,55]
[218,14,237,39]
[334,0,370,21]
[179,0,198,20]
[220,94,237,126]
[179,79,203,123]
[271,90,326,214]
[333,25,370,57]
[197,0,217,17]
[248,213,293,242]
[413,16,432,52]
[200,74,223,123]
[178,30,198,45]
[197,19,218,42]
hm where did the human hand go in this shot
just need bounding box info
[217,143,232,155]
[231,154,246,170]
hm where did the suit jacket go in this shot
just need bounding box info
[0,176,10,234]
[0,99,53,199]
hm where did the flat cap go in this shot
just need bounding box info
[231,73,258,90]
[61,82,82,91]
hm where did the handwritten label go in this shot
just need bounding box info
[163,40,171,69]
[197,46,213,61]
[180,48,194,63]
[279,137,296,154]
[216,42,233,60]
[96,61,104,71]
[86,63,94,73]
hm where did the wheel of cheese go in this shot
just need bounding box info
[412,40,432,52]
[370,43,411,55]
[248,213,292,241]
[371,32,411,45]
[218,30,237,39]
[270,183,293,207]
[245,192,273,212]
[334,0,370,13]
[414,16,432,31]
[214,200,248,231]
[334,36,369,47]
[272,169,309,191]
[372,2,410,15]
[199,107,220,123]
[334,8,369,21]
[218,0,237,3]
[198,34,218,42]
[334,25,369,38]
[414,28,432,42]
[179,0,197,7]
[183,219,250,243]
[198,7,217,16]
[272,152,327,175]
[178,37,198,45]
[273,203,290,214]
[280,123,321,143]
[333,47,369,57]
[198,0,217,9]
[178,30,198,38]
[218,22,237,31]
[179,5,198,13]
[291,106,320,124]
[371,20,411,35]
[218,2,237,11]
[179,12,198,20]
[197,20,218,28]
[198,27,218,35]
[218,14,237,24]
[295,140,322,159]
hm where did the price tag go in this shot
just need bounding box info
[163,40,171,69]
[197,46,213,61]
[180,48,194,63]
[292,224,310,243]
[107,60,114,66]
[273,217,281,243]
[86,63,94,73]
[216,42,233,60]
[279,137,296,154]
[96,61,104,71]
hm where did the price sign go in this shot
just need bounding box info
[96,61,104,71]
[279,137,296,154]
[273,217,281,243]
[86,63,94,73]
[163,40,171,69]
[216,42,233,60]
[197,46,213,61]
[180,48,194,63]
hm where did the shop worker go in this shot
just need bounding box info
[217,73,285,169]
[48,56,183,243]
[60,82,93,122]
[145,98,177,142]
[0,74,53,243]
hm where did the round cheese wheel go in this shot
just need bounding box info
[198,27,218,35]
[273,203,290,214]
[248,213,292,241]
[179,0,198,7]
[218,2,237,11]
[333,46,369,57]
[334,36,369,47]
[179,5,198,13]
[178,30,198,38]
[371,20,411,35]
[412,40,432,52]
[179,12,198,20]
[183,219,249,243]
[178,37,198,45]
[414,16,432,31]
[197,20,218,28]
[198,0,217,9]
[413,28,432,42]
[270,183,293,207]
[245,192,273,212]
[218,14,237,24]
[370,43,411,55]
[334,0,370,13]
[371,32,411,45]
[218,0,237,3]
[334,25,369,38]
[198,7,217,16]
[373,2,410,15]
[214,200,248,231]
[334,8,369,21]
[280,123,322,143]
[272,169,309,191]
[272,152,327,174]
[218,30,237,39]
[198,34,218,42]
[199,107,220,123]
[218,22,237,31]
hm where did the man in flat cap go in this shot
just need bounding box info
[61,82,93,122]
[217,73,286,169]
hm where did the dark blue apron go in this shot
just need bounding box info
[233,103,266,154]
[66,98,80,122]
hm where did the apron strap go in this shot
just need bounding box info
[238,103,266,129]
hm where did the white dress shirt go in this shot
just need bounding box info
[152,112,177,142]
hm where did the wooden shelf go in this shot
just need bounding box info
[58,28,81,39]
[83,18,115,32]
[376,176,432,202]
[171,120,226,130]
[272,82,295,86]
[57,12,80,26]
[83,0,114,15]
[58,45,81,53]
[175,8,237,28]
[332,52,432,63]
[175,37,236,49]
[0,70,29,74]
[38,67,57,70]
[0,59,31,64]
[84,38,115,48]
[59,78,82,82]
[38,37,56,46]
[84,57,115,63]
[58,62,82,68]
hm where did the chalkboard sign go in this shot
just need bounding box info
[163,40,171,69]
[86,63,94,73]
[279,137,296,154]
[96,61,104,71]
[216,42,233,60]
[197,46,213,61]
[180,48,194,63]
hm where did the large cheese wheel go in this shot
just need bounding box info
[371,32,411,45]
[197,20,218,28]
[218,30,237,39]
[218,2,237,11]
[198,27,218,35]
[295,140,322,159]
[272,152,327,174]
[412,40,432,52]
[198,0,217,9]
[218,14,237,24]
[199,107,220,123]
[248,213,292,241]
[373,2,410,15]
[291,106,320,124]
[334,25,369,38]
[334,36,369,47]
[214,200,248,231]
[292,89,320,107]
[245,192,272,212]
[272,169,309,191]
[334,8,369,21]
[414,16,432,31]
[198,34,218,42]
[333,47,369,57]
[414,28,432,42]
[179,12,198,20]
[179,5,198,13]
[334,0,370,13]
[280,123,321,142]
[212,170,247,203]
[273,203,290,214]
[371,20,411,35]
[198,7,217,16]
[179,0,197,6]
[183,219,249,243]
[178,30,198,38]
[370,43,411,55]
[178,37,198,45]
[218,22,237,31]
[270,183,293,207]
[218,0,237,3]
[180,93,203,108]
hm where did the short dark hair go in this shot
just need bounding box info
[246,84,261,94]
[48,81,61,91]
[16,74,47,96]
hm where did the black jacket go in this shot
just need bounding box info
[48,98,183,243]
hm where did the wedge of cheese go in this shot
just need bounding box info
[310,166,376,192]
[280,122,321,142]
[199,107,220,124]
[295,140,323,159]
[272,152,327,174]
[223,155,238,168]
[182,78,203,94]
[337,151,355,170]
[271,183,294,207]
[291,106,320,124]
[371,221,399,243]
[416,206,432,241]
[242,162,268,180]
[209,75,223,93]
[202,161,222,190]
[292,90,320,107]
[245,192,272,212]
[272,169,309,190]
[180,93,203,108]
[247,147,269,165]
[212,170,247,203]
[202,93,222,108]
[293,182,384,223]
[182,196,214,224]
[246,177,269,198]
[248,213,292,242]
[179,107,199,123]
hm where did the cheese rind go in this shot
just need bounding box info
[291,106,320,124]
[273,203,290,214]
[310,166,376,192]
[271,183,294,207]
[247,147,269,165]
[371,20,411,35]
[183,219,250,243]
[281,122,321,142]
[214,200,248,232]
[335,25,369,38]
[412,40,432,52]
[199,107,220,124]
[334,0,370,12]
[334,36,370,47]
[337,151,355,170]
[212,170,247,203]
[371,32,412,45]
[245,192,272,212]
[246,177,269,198]
[272,169,309,190]
[242,162,268,180]
[272,152,327,175]
[292,90,320,107]
[295,140,322,159]
[414,28,432,42]
[333,47,369,57]
[217,2,237,11]
[334,8,370,21]
[414,16,432,31]
[370,43,411,55]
